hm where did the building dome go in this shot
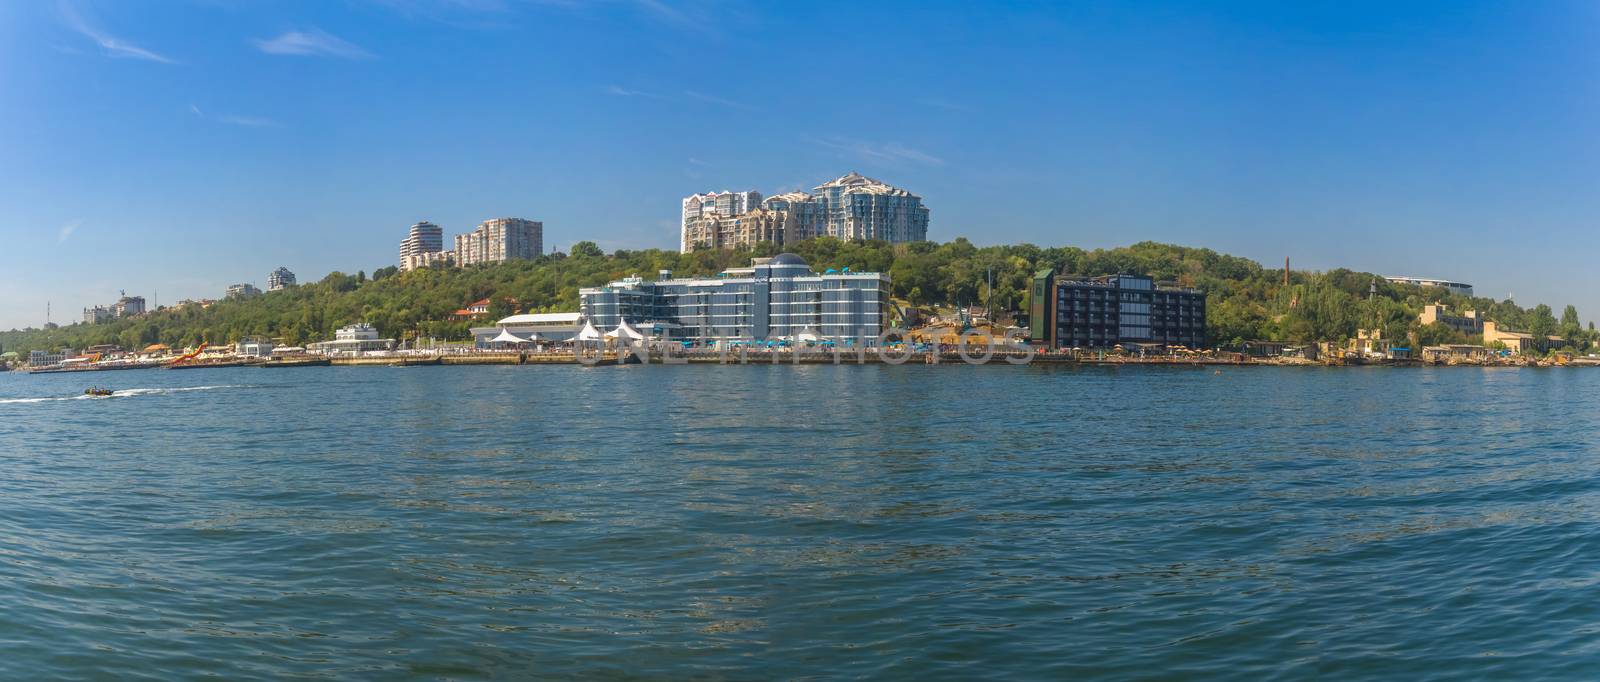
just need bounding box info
[769,253,807,266]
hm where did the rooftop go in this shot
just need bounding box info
[813,171,920,198]
[768,253,807,266]
[496,312,583,326]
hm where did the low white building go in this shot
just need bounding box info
[28,350,68,367]
[237,339,276,357]
[309,324,395,354]
[470,312,584,347]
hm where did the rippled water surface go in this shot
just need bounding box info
[2,365,1598,679]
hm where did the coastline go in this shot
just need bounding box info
[9,349,1596,373]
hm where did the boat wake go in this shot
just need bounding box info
[0,385,250,404]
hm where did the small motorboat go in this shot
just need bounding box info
[84,387,114,397]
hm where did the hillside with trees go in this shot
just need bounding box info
[2,238,1592,355]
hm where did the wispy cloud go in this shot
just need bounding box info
[606,86,752,110]
[218,115,282,128]
[605,85,665,98]
[630,0,724,36]
[58,221,80,244]
[189,103,203,116]
[58,1,176,63]
[253,29,372,58]
[684,90,754,110]
[813,138,945,167]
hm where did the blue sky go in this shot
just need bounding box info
[1,0,1597,329]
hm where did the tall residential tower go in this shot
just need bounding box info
[679,173,928,252]
[399,221,445,271]
[681,190,762,252]
[455,217,543,266]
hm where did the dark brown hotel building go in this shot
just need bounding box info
[1029,272,1206,350]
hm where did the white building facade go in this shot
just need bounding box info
[580,253,889,346]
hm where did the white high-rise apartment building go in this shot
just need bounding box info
[805,172,929,242]
[399,221,445,271]
[267,266,296,291]
[679,173,929,252]
[455,217,543,266]
[681,190,762,252]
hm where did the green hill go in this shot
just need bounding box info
[1,238,1590,355]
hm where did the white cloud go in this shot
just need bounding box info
[252,29,372,59]
[58,1,176,63]
[218,115,282,128]
[58,221,80,244]
[605,86,751,110]
[605,85,663,98]
[814,138,945,167]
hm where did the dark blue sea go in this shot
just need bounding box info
[2,365,1597,680]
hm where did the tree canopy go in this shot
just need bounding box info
[2,238,1590,355]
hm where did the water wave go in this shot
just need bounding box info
[0,385,250,404]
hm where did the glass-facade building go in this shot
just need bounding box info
[1030,272,1205,350]
[580,253,889,345]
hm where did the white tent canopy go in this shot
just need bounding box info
[796,327,821,342]
[576,320,603,341]
[605,318,646,341]
[491,329,528,344]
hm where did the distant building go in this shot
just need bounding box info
[580,253,888,345]
[400,249,456,271]
[1385,276,1473,298]
[680,173,929,252]
[808,172,930,243]
[450,297,517,321]
[226,283,262,299]
[267,267,296,291]
[83,305,112,325]
[1483,320,1563,355]
[237,337,275,357]
[28,349,68,366]
[1352,328,1394,358]
[114,294,145,318]
[1419,303,1482,335]
[399,221,449,271]
[455,217,542,266]
[683,208,798,252]
[681,190,763,252]
[309,324,395,354]
[759,191,823,241]
[85,292,145,324]
[1030,272,1206,350]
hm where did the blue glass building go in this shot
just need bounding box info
[580,254,889,346]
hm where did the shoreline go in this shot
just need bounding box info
[8,350,1595,373]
